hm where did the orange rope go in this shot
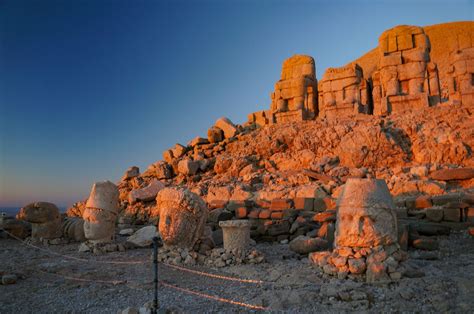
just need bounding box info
[162,263,264,284]
[160,280,269,311]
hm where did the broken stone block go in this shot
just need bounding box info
[121,166,139,181]
[443,207,460,222]
[430,168,474,181]
[214,117,238,139]
[425,207,443,222]
[412,238,439,251]
[294,197,314,211]
[177,159,200,176]
[171,144,187,159]
[207,126,224,143]
[129,180,165,204]
[270,199,293,211]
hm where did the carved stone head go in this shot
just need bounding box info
[156,187,208,249]
[335,178,397,248]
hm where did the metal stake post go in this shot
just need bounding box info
[152,236,158,314]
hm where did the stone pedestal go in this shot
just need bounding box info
[219,220,251,251]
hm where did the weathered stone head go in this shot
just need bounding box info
[83,181,119,243]
[17,202,62,239]
[156,187,208,249]
[335,178,397,248]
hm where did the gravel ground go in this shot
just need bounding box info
[1,230,473,313]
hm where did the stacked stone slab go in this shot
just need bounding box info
[310,179,407,283]
[248,55,318,125]
[447,32,474,105]
[82,181,119,244]
[318,64,371,119]
[372,25,441,115]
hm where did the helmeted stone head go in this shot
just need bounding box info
[335,178,397,248]
[17,202,62,239]
[156,187,208,249]
[83,181,119,243]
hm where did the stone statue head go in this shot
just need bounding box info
[156,187,208,249]
[335,178,398,248]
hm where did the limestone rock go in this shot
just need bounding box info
[289,235,328,254]
[0,216,31,239]
[127,226,158,247]
[156,187,208,249]
[177,159,200,176]
[215,117,238,139]
[430,168,474,181]
[207,126,224,143]
[128,180,165,204]
[122,166,139,181]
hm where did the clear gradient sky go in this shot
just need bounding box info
[0,0,472,207]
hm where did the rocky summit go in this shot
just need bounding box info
[2,20,474,313]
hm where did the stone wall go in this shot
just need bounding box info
[447,33,474,105]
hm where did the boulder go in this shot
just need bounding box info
[207,126,224,143]
[128,180,165,204]
[121,166,139,181]
[289,235,328,254]
[214,117,238,139]
[127,226,159,247]
[177,159,200,176]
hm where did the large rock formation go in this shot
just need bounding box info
[447,32,474,105]
[156,187,208,249]
[17,202,62,239]
[82,181,119,244]
[318,64,371,119]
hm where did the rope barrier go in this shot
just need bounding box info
[1,227,271,311]
[1,228,266,284]
[162,263,264,284]
[1,229,147,265]
[159,280,269,311]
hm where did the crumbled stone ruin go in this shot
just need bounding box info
[373,25,441,115]
[319,64,371,119]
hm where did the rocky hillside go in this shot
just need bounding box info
[67,21,474,225]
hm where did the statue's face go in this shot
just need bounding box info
[83,208,115,242]
[335,205,397,248]
[159,207,196,247]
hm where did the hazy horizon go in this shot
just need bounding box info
[0,0,472,208]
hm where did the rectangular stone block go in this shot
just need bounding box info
[247,209,260,219]
[235,207,248,219]
[270,199,293,211]
[381,52,402,67]
[397,62,426,81]
[388,36,398,53]
[465,207,474,223]
[402,48,428,63]
[271,211,284,219]
[443,207,461,222]
[397,34,414,51]
[258,209,271,219]
[294,197,314,211]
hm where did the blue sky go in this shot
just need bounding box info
[0,0,472,207]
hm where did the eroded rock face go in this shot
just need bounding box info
[83,181,119,243]
[335,178,398,247]
[17,202,62,239]
[156,187,208,249]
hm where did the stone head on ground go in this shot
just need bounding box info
[335,178,398,248]
[156,187,208,249]
[17,202,62,239]
[83,180,119,243]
